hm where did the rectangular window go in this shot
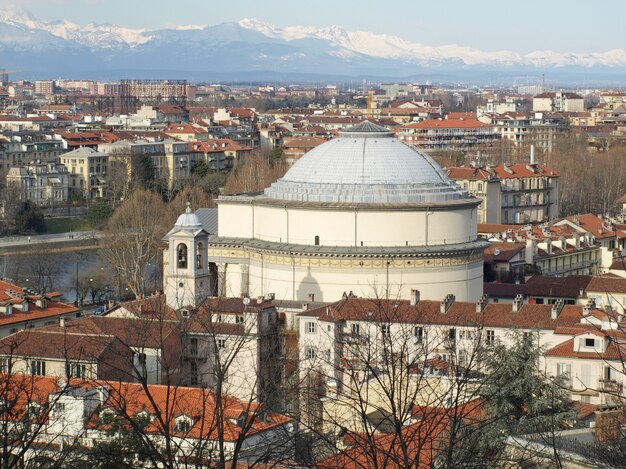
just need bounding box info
[306,321,316,334]
[305,346,316,360]
[414,326,423,344]
[31,360,46,376]
[381,324,391,338]
[585,338,595,348]
[486,330,495,346]
[235,315,244,324]
[190,362,198,386]
[351,323,360,335]
[190,338,198,356]
[0,358,10,373]
[217,338,226,350]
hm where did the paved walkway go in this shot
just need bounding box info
[0,231,104,248]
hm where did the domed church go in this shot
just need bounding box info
[164,122,488,309]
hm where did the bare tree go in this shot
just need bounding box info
[224,151,287,195]
[101,189,170,299]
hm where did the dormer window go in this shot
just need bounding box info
[181,309,190,318]
[585,338,595,348]
[177,243,188,269]
[175,415,193,433]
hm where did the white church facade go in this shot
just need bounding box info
[164,122,488,309]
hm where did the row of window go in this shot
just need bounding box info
[305,321,497,346]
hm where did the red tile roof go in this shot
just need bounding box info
[300,297,585,331]
[0,280,78,326]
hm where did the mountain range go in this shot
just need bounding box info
[2,6,626,83]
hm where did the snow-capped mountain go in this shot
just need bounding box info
[2,8,626,81]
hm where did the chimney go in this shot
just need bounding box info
[574,233,581,248]
[301,303,309,312]
[410,289,420,307]
[59,317,65,328]
[530,144,535,165]
[512,294,524,313]
[440,294,455,314]
[546,238,552,255]
[475,294,489,313]
[551,299,564,320]
[595,406,626,443]
[308,293,315,302]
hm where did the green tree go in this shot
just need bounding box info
[191,159,210,179]
[14,201,46,234]
[86,200,113,229]
[441,332,574,468]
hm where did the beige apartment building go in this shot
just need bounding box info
[60,147,108,199]
[448,162,559,224]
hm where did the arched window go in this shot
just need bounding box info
[196,243,203,269]
[177,243,188,269]
[314,236,320,246]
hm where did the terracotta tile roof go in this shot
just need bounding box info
[299,297,584,331]
[484,242,526,262]
[446,166,494,181]
[282,136,326,148]
[483,282,528,298]
[565,214,615,239]
[0,328,120,361]
[95,381,291,441]
[525,275,592,298]
[586,276,626,293]
[489,163,558,179]
[546,337,626,361]
[0,280,79,326]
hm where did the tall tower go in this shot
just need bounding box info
[163,203,211,310]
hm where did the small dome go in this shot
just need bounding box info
[175,203,202,229]
[264,121,468,204]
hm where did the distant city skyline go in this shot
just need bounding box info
[4,0,625,54]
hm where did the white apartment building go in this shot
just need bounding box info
[298,293,626,407]
[6,162,69,205]
[533,92,584,113]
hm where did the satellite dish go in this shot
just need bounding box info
[243,297,250,305]
[494,248,501,256]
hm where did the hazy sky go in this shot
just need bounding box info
[6,0,625,53]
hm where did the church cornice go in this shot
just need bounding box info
[206,236,488,261]
[215,195,481,212]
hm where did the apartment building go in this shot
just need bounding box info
[489,112,569,151]
[60,147,108,199]
[100,139,199,189]
[180,297,281,403]
[34,80,55,97]
[0,131,66,172]
[398,117,499,149]
[6,162,70,205]
[533,92,584,113]
[448,162,559,224]
[298,293,625,407]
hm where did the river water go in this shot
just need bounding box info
[0,249,158,304]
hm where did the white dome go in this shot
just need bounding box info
[175,203,202,229]
[264,121,467,204]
